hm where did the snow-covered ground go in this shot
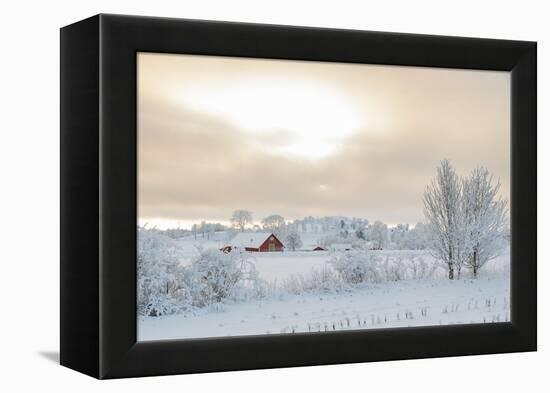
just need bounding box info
[253,251,330,282]
[138,249,510,341]
[138,274,509,340]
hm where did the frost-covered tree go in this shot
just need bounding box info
[423,160,465,279]
[366,221,388,250]
[285,232,303,251]
[261,214,286,234]
[424,161,509,279]
[230,209,253,232]
[404,253,435,279]
[462,167,508,277]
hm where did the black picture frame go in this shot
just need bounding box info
[60,14,537,379]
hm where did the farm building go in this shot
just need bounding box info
[223,232,285,252]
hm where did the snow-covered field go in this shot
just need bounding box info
[253,251,330,282]
[138,274,509,340]
[138,248,510,341]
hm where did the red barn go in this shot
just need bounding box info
[226,232,285,252]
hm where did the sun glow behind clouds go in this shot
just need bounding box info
[178,79,365,159]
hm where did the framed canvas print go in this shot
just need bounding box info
[60,14,537,379]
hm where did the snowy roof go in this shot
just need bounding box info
[229,232,276,248]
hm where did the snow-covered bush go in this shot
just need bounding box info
[329,250,381,285]
[227,250,272,301]
[137,228,188,316]
[378,252,438,281]
[381,255,406,281]
[404,254,437,279]
[186,247,244,306]
[281,267,344,294]
[186,247,268,307]
[138,229,270,315]
[280,275,307,295]
[329,250,438,286]
[308,267,344,292]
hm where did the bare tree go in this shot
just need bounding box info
[423,160,464,279]
[261,214,286,234]
[285,232,303,252]
[230,210,253,232]
[462,167,508,277]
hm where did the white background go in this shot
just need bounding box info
[0,0,546,391]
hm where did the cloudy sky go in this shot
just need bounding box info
[138,52,510,229]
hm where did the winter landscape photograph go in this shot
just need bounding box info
[137,53,511,341]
